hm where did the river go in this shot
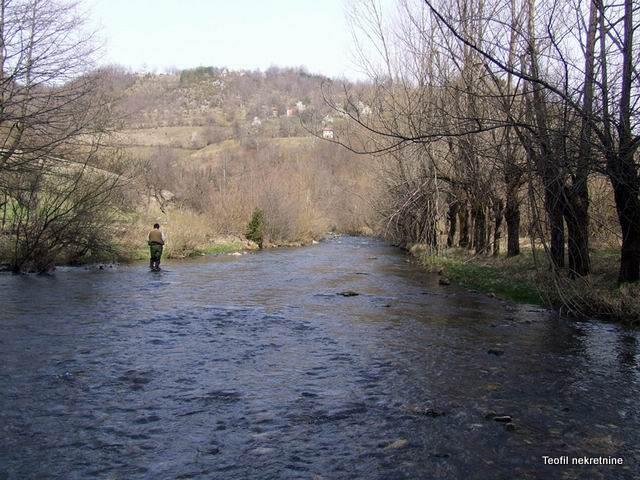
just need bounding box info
[0,236,638,479]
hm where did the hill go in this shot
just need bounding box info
[107,66,376,258]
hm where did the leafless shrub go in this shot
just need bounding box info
[0,0,128,271]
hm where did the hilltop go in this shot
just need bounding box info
[118,66,337,129]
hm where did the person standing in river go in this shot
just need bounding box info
[148,223,165,271]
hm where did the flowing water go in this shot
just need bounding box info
[1,236,638,479]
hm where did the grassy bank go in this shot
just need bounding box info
[0,199,327,269]
[411,245,640,324]
[114,239,248,263]
[106,203,325,264]
[414,246,543,305]
[107,205,258,263]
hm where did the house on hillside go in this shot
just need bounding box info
[322,127,334,140]
[358,101,372,116]
[271,107,279,117]
[286,106,296,117]
[296,101,306,113]
[252,116,262,126]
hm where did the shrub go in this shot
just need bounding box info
[246,208,265,248]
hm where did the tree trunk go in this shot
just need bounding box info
[561,0,597,278]
[420,204,438,248]
[458,206,470,248]
[447,201,458,247]
[505,190,520,256]
[486,210,493,254]
[564,191,590,277]
[611,0,640,283]
[610,156,640,283]
[545,181,565,269]
[493,199,504,256]
[473,205,487,254]
[526,0,565,270]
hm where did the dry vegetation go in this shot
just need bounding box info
[0,49,378,271]
[106,67,378,259]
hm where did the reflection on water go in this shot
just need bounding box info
[0,236,638,479]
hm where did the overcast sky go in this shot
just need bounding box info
[87,0,364,79]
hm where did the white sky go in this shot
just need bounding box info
[87,0,364,79]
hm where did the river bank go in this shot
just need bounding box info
[409,244,640,325]
[110,205,333,264]
[109,234,328,264]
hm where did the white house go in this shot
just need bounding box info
[358,101,372,116]
[322,127,334,140]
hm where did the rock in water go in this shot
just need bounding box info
[493,415,513,423]
[439,277,451,286]
[384,438,409,449]
[407,405,447,417]
[487,349,505,356]
[337,290,360,297]
[423,408,446,417]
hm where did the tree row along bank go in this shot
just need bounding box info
[318,0,640,324]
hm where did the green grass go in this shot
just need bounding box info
[78,244,148,264]
[420,250,544,305]
[126,247,150,261]
[193,241,245,256]
[113,241,246,263]
[417,246,640,323]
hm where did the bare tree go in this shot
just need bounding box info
[0,0,127,271]
[333,0,640,287]
[422,0,640,282]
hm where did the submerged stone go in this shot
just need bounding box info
[408,405,447,417]
[384,438,409,449]
[487,349,505,356]
[493,415,513,423]
[337,290,360,297]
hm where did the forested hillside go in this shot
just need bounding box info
[110,67,377,259]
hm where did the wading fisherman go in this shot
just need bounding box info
[148,223,165,271]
